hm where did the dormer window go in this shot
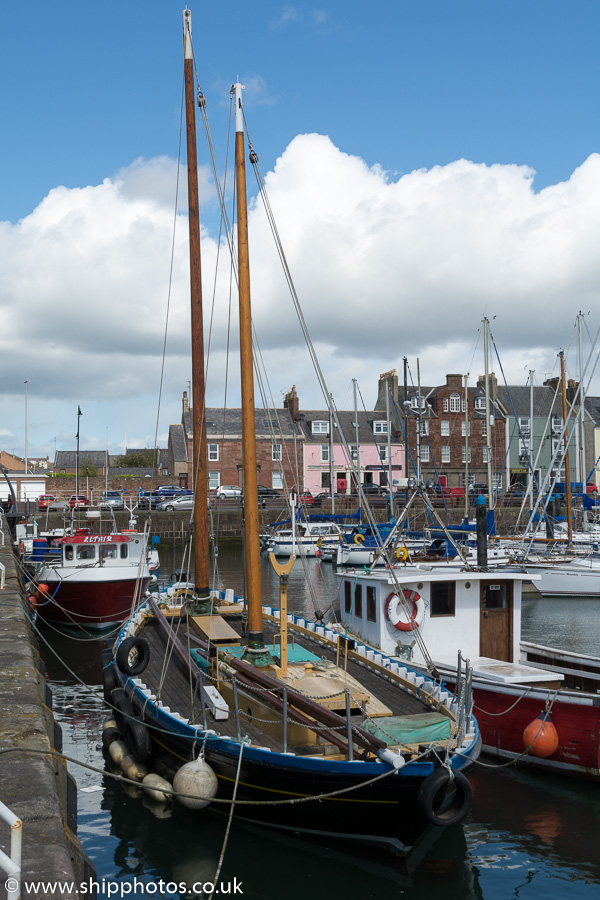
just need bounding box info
[410,396,426,409]
[373,421,388,435]
[475,396,486,410]
[312,421,329,435]
[450,393,461,412]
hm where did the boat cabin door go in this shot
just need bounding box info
[479,581,513,661]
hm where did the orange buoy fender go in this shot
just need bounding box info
[37,583,50,601]
[523,712,559,758]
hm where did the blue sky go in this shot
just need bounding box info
[1,1,600,461]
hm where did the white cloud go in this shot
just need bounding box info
[1,137,599,456]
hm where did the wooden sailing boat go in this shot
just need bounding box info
[104,8,481,856]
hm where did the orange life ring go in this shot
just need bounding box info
[384,589,425,632]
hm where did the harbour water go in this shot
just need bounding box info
[39,544,600,899]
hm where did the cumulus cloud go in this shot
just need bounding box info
[1,135,599,456]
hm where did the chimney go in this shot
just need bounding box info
[183,391,189,413]
[284,385,300,421]
[446,374,464,391]
[377,369,398,410]
[476,372,498,402]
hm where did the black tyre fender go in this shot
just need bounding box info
[125,717,152,762]
[417,768,472,827]
[101,659,118,703]
[116,637,150,677]
[111,687,135,735]
[102,726,121,751]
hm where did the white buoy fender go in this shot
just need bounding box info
[142,773,174,804]
[102,718,118,732]
[120,755,149,783]
[173,757,218,809]
[108,739,130,766]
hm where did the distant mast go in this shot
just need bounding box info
[183,9,210,600]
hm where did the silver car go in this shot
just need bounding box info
[157,493,195,511]
[99,491,124,510]
[216,485,242,499]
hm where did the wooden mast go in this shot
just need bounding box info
[183,9,210,601]
[559,351,573,544]
[233,81,273,665]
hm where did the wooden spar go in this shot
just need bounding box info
[233,81,265,652]
[183,10,209,596]
[559,351,573,543]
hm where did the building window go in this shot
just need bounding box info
[272,443,282,461]
[312,421,329,434]
[475,396,485,410]
[483,447,489,463]
[482,420,487,437]
[321,444,330,463]
[209,471,220,490]
[461,446,471,464]
[378,445,388,462]
[373,421,388,434]
[441,445,451,463]
[450,393,461,412]
[441,420,450,436]
[519,417,530,434]
[208,443,219,461]
[443,398,449,412]
[321,472,331,488]
[366,586,376,622]
[349,444,358,460]
[272,471,283,489]
[431,582,456,616]
[420,445,429,462]
[461,421,470,437]
[552,438,564,455]
[420,420,429,436]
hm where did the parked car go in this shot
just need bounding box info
[99,490,124,510]
[257,485,281,498]
[48,499,70,511]
[216,485,243,499]
[37,494,55,510]
[155,485,192,498]
[137,491,164,509]
[157,493,195,511]
[468,483,488,496]
[298,491,314,506]
[313,492,340,507]
[359,483,389,497]
[69,494,89,508]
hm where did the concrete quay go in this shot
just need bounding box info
[0,514,94,900]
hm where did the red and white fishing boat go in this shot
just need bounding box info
[32,528,151,628]
[336,557,600,781]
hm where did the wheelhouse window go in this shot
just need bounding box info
[366,586,376,622]
[120,544,129,559]
[482,584,507,611]
[101,545,117,560]
[431,581,456,616]
[354,584,363,617]
[65,545,73,560]
[344,581,352,614]
[76,545,96,560]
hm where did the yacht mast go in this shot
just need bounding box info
[233,80,270,663]
[183,9,210,601]
[559,351,573,543]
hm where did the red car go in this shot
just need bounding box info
[298,491,314,506]
[69,494,89,508]
[37,494,55,510]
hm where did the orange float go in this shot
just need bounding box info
[522,712,559,758]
